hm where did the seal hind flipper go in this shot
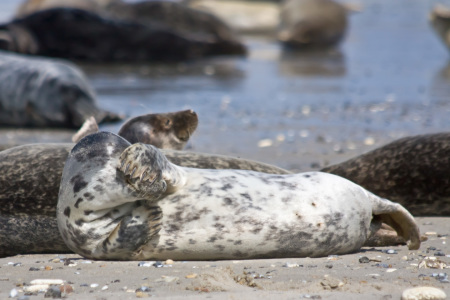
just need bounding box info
[118,143,186,198]
[369,193,421,250]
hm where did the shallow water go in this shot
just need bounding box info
[0,0,449,171]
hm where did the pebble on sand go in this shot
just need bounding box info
[401,286,447,300]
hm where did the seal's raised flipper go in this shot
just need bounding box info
[369,193,421,250]
[118,143,186,199]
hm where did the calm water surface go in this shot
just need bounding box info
[0,0,449,171]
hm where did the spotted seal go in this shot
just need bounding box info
[57,132,420,260]
[0,50,122,128]
[0,6,245,62]
[277,0,349,49]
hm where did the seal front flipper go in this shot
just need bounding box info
[118,143,187,199]
[97,203,162,260]
[368,193,421,250]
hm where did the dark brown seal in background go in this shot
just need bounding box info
[322,133,450,216]
[0,5,245,62]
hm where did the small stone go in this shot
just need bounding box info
[165,259,174,265]
[434,251,446,257]
[9,288,18,298]
[44,286,61,298]
[283,263,299,268]
[382,249,397,254]
[386,268,397,273]
[59,284,74,294]
[425,232,438,236]
[30,279,64,285]
[90,283,99,288]
[101,285,108,290]
[44,266,53,271]
[257,139,273,148]
[401,286,446,300]
[135,286,151,292]
[28,267,40,271]
[23,284,49,293]
[185,273,198,279]
[320,277,344,290]
[325,264,333,269]
[136,291,149,298]
[138,261,154,267]
[359,257,370,263]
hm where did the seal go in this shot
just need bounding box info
[0,6,245,62]
[277,0,348,49]
[0,145,289,257]
[430,4,450,52]
[0,50,122,128]
[57,132,420,260]
[322,133,450,216]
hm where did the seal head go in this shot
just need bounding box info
[118,109,198,150]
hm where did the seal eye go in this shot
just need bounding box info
[164,119,172,129]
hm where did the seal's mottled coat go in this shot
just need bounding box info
[57,132,420,260]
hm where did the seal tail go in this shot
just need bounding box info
[368,193,421,250]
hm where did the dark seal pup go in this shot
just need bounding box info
[278,0,348,49]
[0,7,245,62]
[57,132,420,260]
[322,133,450,216]
[0,50,122,128]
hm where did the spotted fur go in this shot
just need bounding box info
[57,132,420,260]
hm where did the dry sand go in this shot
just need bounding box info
[0,217,448,299]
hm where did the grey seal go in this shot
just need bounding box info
[0,50,122,128]
[322,133,450,216]
[278,0,348,49]
[0,6,245,62]
[57,132,420,260]
[0,147,287,257]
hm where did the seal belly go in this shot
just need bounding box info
[142,170,373,260]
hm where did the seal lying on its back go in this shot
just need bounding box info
[0,51,122,128]
[322,133,450,216]
[278,0,348,49]
[57,132,420,260]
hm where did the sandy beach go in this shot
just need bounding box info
[0,217,448,299]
